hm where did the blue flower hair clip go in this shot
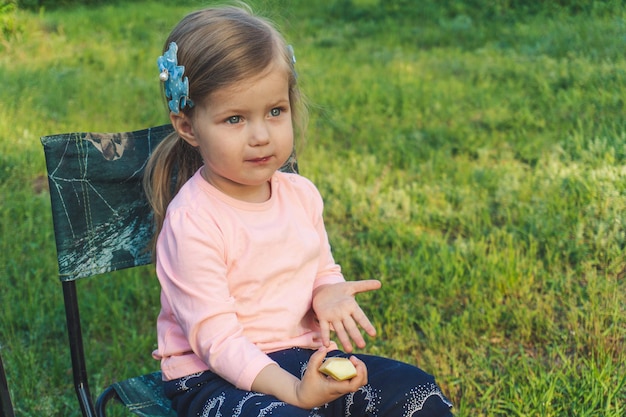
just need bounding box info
[287,44,297,79]
[157,42,194,114]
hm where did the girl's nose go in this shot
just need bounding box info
[249,121,270,146]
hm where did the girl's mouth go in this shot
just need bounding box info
[248,156,272,163]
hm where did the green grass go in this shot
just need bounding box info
[1,1,625,416]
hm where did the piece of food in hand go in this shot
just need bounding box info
[319,357,357,381]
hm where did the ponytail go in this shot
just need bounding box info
[143,132,203,253]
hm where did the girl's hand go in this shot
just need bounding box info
[294,347,368,409]
[252,347,368,409]
[312,280,381,352]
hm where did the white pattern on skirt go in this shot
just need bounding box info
[200,392,225,417]
[403,382,454,416]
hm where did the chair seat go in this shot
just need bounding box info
[112,372,175,417]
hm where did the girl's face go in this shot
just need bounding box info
[171,64,294,202]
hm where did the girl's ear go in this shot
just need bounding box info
[170,112,199,147]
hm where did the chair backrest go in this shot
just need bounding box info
[41,124,298,416]
[41,124,173,281]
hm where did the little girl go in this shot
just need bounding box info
[144,5,454,417]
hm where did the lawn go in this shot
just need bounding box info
[0,0,625,415]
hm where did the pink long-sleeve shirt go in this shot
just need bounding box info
[153,170,344,390]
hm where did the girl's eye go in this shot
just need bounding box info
[269,108,282,117]
[226,116,241,124]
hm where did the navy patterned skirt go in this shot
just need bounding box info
[164,348,454,417]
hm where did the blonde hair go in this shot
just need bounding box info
[144,5,307,248]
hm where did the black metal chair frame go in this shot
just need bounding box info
[1,351,15,417]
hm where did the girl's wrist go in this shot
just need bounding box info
[251,363,303,407]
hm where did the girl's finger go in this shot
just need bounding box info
[347,356,368,388]
[342,316,366,349]
[308,346,328,370]
[319,319,331,347]
[352,307,377,338]
[348,280,382,296]
[331,320,354,353]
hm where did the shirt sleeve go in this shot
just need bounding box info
[298,176,346,289]
[156,208,275,390]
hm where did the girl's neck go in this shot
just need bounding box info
[201,168,272,203]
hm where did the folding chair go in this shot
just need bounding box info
[40,124,298,417]
[1,350,15,417]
